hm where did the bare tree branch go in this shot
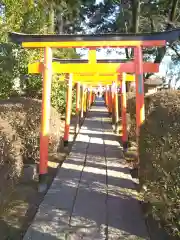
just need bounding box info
[169,44,180,58]
[150,16,155,32]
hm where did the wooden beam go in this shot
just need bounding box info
[28,62,159,74]
[117,62,159,73]
[21,40,165,48]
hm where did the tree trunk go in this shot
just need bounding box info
[48,2,54,34]
[126,0,141,91]
[57,14,64,34]
[132,0,140,33]
[168,0,179,28]
[146,0,179,79]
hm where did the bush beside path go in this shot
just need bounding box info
[127,90,180,238]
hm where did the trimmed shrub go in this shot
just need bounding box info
[0,97,65,208]
[0,118,23,210]
[127,90,180,237]
[0,97,64,164]
[0,97,64,208]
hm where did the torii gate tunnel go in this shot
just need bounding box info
[28,55,159,149]
[9,28,180,190]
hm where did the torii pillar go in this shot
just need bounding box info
[39,47,52,192]
[134,46,145,160]
[64,74,73,147]
[75,82,81,133]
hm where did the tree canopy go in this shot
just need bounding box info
[1,0,180,102]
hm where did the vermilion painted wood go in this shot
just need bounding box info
[81,85,85,118]
[76,82,81,114]
[120,73,127,144]
[115,81,119,125]
[64,74,73,143]
[134,46,145,138]
[40,47,52,176]
[111,82,116,124]
[117,62,159,73]
[108,87,112,114]
[89,87,93,108]
[29,61,159,74]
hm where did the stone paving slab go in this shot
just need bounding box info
[23,98,149,240]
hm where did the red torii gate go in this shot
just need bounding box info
[9,28,180,191]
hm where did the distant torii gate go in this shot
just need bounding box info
[28,56,139,146]
[28,53,160,143]
[9,29,180,190]
[28,56,159,149]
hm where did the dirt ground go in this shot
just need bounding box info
[0,115,81,240]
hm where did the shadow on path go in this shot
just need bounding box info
[23,98,149,240]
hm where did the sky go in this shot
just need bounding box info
[96,0,103,4]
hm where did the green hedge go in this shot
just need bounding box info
[0,97,65,210]
[127,90,180,237]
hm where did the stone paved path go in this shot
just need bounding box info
[23,98,149,240]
